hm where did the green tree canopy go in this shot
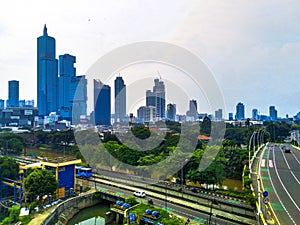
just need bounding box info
[24,169,58,200]
[0,157,19,180]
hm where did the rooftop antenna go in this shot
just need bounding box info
[157,70,162,80]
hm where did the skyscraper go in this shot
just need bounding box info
[235,102,245,120]
[114,76,126,123]
[58,54,76,120]
[215,108,223,120]
[166,103,176,121]
[252,108,259,120]
[8,80,19,107]
[70,75,87,124]
[37,25,58,116]
[269,106,278,121]
[146,90,155,107]
[94,79,111,126]
[186,99,198,120]
[153,79,165,119]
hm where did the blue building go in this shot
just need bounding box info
[235,102,245,120]
[8,80,19,107]
[114,76,126,123]
[0,99,4,109]
[269,106,278,121]
[58,54,76,120]
[166,103,176,121]
[94,79,111,126]
[70,75,87,124]
[37,25,58,117]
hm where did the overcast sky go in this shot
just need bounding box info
[1,0,300,118]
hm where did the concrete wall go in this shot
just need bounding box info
[41,192,102,225]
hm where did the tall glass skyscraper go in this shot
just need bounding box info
[70,75,87,124]
[8,80,19,107]
[114,76,126,123]
[94,79,111,126]
[37,25,58,117]
[58,54,76,120]
[235,102,245,120]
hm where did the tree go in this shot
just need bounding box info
[24,169,58,201]
[0,157,19,180]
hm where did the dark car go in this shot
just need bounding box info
[190,187,198,193]
[285,148,291,153]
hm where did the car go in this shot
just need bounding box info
[133,190,146,198]
[285,148,291,153]
[190,187,198,193]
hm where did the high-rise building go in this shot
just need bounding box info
[146,90,155,107]
[70,75,87,124]
[153,79,165,119]
[269,106,278,121]
[215,109,223,120]
[228,113,233,121]
[186,99,198,120]
[252,108,259,120]
[235,102,245,120]
[166,103,176,121]
[94,79,111,126]
[146,106,156,123]
[114,76,126,123]
[58,54,76,120]
[0,99,4,109]
[37,25,58,116]
[8,80,19,107]
[137,106,146,123]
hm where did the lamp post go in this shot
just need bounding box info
[208,199,218,225]
[248,131,258,173]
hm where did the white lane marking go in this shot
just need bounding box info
[291,151,300,165]
[261,159,266,168]
[280,150,300,185]
[267,149,297,225]
[273,149,299,224]
[269,160,273,168]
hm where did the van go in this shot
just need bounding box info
[133,190,146,198]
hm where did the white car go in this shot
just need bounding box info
[133,190,146,198]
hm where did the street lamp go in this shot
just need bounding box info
[248,131,258,173]
[208,199,218,225]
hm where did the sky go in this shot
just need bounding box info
[0,0,300,118]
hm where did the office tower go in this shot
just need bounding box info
[146,106,156,123]
[228,113,233,121]
[0,99,4,109]
[186,99,198,120]
[137,106,146,123]
[235,102,245,120]
[146,90,155,107]
[70,75,87,124]
[8,80,19,107]
[215,109,223,120]
[166,103,176,121]
[114,76,126,123]
[37,25,58,116]
[252,109,259,120]
[94,79,111,126]
[58,54,76,120]
[269,106,278,121]
[153,79,166,119]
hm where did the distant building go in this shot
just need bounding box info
[0,99,4,109]
[166,103,176,121]
[0,107,38,127]
[137,106,146,123]
[145,106,156,123]
[70,75,87,124]
[114,76,126,123]
[58,54,76,120]
[146,90,155,107]
[37,25,58,117]
[94,79,111,126]
[215,109,223,120]
[228,112,233,121]
[235,102,245,120]
[252,109,259,120]
[186,99,198,120]
[8,80,19,107]
[269,106,278,121]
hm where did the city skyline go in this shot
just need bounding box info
[1,1,300,118]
